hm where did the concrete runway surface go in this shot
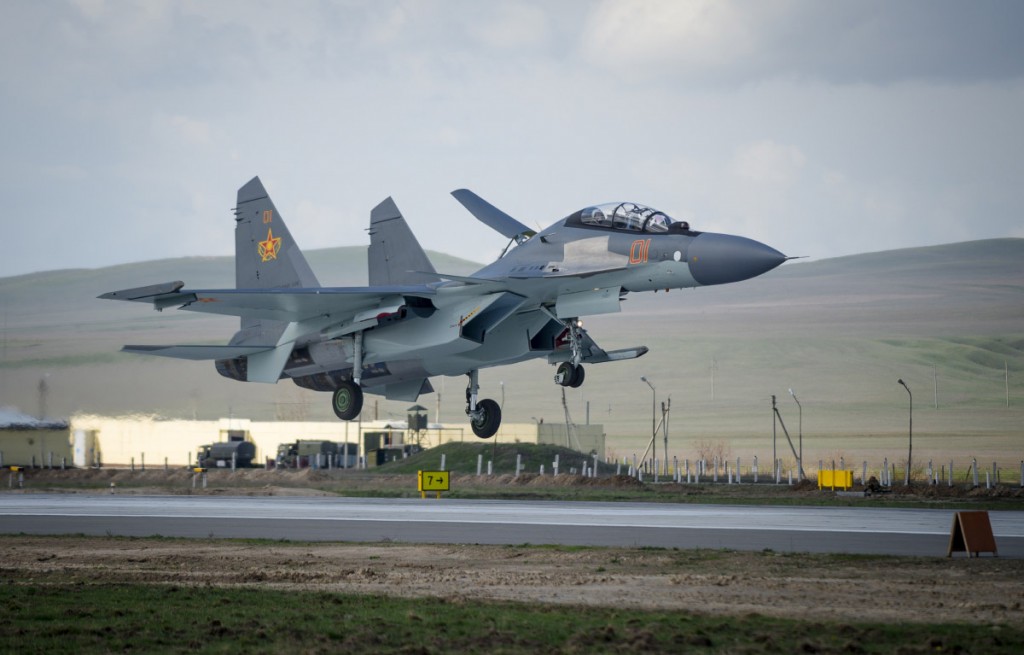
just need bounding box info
[2,495,1022,557]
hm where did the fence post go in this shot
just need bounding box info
[515,453,521,478]
[736,457,741,484]
[862,461,867,485]
[753,455,758,483]
[476,453,482,476]
[440,453,446,471]
[972,458,979,487]
[487,460,492,475]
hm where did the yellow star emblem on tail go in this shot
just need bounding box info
[257,227,282,262]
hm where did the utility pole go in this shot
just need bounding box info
[788,389,803,480]
[898,379,913,486]
[662,397,671,474]
[37,375,49,421]
[641,377,656,468]
[771,395,777,476]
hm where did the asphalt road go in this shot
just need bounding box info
[2,494,1023,557]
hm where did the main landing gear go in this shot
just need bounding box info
[332,330,365,421]
[466,369,501,439]
[332,381,363,421]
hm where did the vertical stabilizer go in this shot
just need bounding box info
[235,176,319,290]
[368,197,439,286]
[231,176,319,349]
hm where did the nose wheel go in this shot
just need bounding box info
[554,362,585,388]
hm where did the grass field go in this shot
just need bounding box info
[5,580,1021,654]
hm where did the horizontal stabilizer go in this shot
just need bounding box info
[101,284,437,323]
[121,345,272,361]
[451,189,535,242]
[99,281,192,310]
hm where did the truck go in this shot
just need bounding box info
[196,441,256,468]
[276,440,338,469]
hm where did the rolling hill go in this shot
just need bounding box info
[2,239,1022,460]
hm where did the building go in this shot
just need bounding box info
[0,419,72,468]
[1,414,605,468]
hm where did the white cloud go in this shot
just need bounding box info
[732,140,806,187]
[166,115,214,146]
[580,0,756,78]
[468,3,550,50]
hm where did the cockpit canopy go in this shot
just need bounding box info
[570,202,691,234]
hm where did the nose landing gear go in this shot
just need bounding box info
[554,362,585,388]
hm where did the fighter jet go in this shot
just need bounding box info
[101,177,786,438]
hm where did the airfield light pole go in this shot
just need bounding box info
[641,376,656,469]
[788,388,803,480]
[898,379,913,486]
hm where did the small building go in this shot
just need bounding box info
[0,419,72,467]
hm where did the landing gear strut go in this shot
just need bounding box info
[550,313,586,389]
[466,369,501,439]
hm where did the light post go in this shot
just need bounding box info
[898,379,913,485]
[788,388,804,480]
[641,376,656,468]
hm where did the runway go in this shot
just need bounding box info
[2,494,1023,557]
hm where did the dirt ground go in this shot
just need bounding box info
[4,535,1023,627]
[6,468,1024,627]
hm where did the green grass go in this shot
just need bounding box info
[3,579,1022,654]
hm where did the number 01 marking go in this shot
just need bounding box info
[630,239,651,264]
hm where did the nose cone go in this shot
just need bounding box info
[688,232,786,286]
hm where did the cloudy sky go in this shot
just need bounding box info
[2,0,1022,279]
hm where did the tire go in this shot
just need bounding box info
[569,364,585,388]
[555,362,575,387]
[332,381,363,421]
[471,398,501,439]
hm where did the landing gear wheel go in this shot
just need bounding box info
[555,362,585,388]
[332,381,363,421]
[555,362,574,387]
[471,398,501,439]
[569,364,585,388]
